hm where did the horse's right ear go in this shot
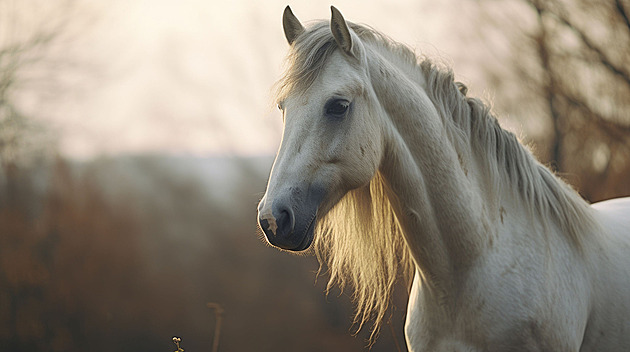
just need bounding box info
[282,6,304,45]
[330,6,353,57]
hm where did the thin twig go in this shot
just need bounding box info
[207,302,224,352]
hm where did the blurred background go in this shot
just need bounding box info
[1,0,629,351]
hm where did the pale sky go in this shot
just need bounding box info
[12,0,505,159]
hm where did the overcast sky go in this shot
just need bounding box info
[11,0,501,159]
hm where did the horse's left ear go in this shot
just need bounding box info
[330,6,354,57]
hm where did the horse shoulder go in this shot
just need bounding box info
[406,246,588,351]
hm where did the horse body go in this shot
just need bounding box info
[375,59,593,350]
[404,210,590,351]
[258,6,630,351]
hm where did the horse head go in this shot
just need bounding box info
[257,7,383,251]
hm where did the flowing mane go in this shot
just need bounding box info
[419,60,596,247]
[274,19,596,338]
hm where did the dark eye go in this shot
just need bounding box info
[325,99,350,118]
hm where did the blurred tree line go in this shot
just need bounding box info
[0,154,411,351]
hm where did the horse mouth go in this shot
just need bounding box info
[291,213,317,252]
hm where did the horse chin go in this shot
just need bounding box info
[288,214,317,252]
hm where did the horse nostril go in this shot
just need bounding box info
[275,205,295,237]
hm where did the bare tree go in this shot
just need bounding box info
[0,0,89,172]
[472,0,630,201]
[0,31,57,170]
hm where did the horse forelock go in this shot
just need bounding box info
[273,21,336,103]
[273,20,410,103]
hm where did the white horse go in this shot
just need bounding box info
[257,6,630,351]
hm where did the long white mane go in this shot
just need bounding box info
[419,60,595,247]
[275,20,595,339]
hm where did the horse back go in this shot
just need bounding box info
[581,197,630,351]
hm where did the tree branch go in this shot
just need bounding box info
[552,8,630,87]
[615,0,630,32]
[528,0,565,170]
[560,91,630,146]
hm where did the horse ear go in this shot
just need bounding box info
[455,82,468,96]
[330,6,353,57]
[283,6,304,45]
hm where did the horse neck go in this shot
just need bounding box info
[368,50,492,297]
